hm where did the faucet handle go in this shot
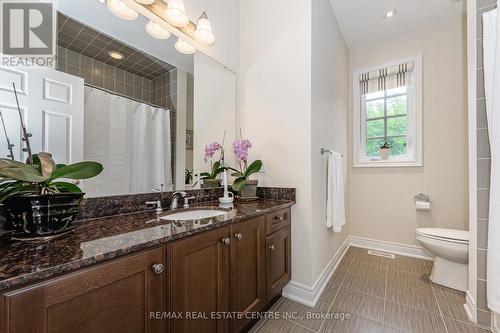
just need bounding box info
[145,201,162,213]
[183,196,196,209]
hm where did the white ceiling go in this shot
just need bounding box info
[329,0,465,50]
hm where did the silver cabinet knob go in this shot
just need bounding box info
[268,244,275,251]
[152,263,165,275]
[234,233,243,241]
[222,237,231,246]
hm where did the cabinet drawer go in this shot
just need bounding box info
[265,208,291,235]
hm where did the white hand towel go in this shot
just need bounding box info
[483,6,500,313]
[326,151,345,233]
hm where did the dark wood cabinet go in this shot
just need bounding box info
[265,225,291,300]
[1,207,292,333]
[169,226,231,333]
[230,217,265,332]
[1,247,166,333]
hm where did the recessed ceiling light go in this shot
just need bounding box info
[383,9,397,19]
[108,51,124,60]
[97,0,105,3]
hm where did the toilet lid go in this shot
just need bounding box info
[416,228,469,243]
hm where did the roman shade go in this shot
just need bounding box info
[359,62,415,95]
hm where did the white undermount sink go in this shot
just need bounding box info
[160,209,227,221]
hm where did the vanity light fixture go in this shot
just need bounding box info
[107,0,138,20]
[175,38,195,54]
[383,9,397,19]
[164,0,189,27]
[108,51,124,60]
[135,0,155,4]
[194,12,215,45]
[146,20,171,39]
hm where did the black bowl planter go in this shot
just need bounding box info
[3,192,84,239]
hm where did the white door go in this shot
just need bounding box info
[0,62,84,165]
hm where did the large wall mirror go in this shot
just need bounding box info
[0,0,237,197]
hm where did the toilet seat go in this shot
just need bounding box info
[416,228,469,244]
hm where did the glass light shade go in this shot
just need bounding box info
[194,14,215,45]
[135,0,155,4]
[107,0,138,20]
[175,38,195,54]
[164,0,189,27]
[146,21,171,39]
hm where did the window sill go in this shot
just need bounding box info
[353,159,422,168]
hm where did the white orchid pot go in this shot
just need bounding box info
[379,148,390,160]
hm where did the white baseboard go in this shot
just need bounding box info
[464,291,477,323]
[349,236,433,260]
[493,311,500,333]
[282,236,350,307]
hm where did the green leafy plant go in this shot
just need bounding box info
[380,142,391,149]
[185,169,193,184]
[230,160,263,192]
[198,160,226,181]
[0,152,103,203]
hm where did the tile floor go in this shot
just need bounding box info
[251,247,491,333]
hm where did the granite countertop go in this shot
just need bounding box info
[0,199,294,292]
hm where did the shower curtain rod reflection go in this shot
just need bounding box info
[84,83,174,111]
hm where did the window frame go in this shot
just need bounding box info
[352,54,423,168]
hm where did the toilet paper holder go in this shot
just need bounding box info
[414,193,430,203]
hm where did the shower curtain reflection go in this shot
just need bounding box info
[82,86,172,197]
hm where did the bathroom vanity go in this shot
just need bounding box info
[0,195,293,333]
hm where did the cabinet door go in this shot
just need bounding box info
[230,217,265,332]
[266,226,291,300]
[169,226,230,333]
[2,247,166,333]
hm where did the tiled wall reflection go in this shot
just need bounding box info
[56,46,178,187]
[476,0,496,328]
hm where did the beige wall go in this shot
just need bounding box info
[240,0,314,286]
[311,0,350,282]
[349,15,468,246]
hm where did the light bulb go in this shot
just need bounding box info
[175,38,195,54]
[145,21,171,39]
[135,0,155,4]
[194,12,215,45]
[107,0,138,20]
[164,0,189,27]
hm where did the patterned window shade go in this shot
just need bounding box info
[359,62,414,95]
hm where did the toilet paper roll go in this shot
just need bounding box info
[415,201,431,210]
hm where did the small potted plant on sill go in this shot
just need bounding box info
[230,136,263,198]
[379,142,391,160]
[199,141,225,188]
[0,83,103,240]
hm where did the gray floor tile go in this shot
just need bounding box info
[342,272,386,298]
[325,267,348,290]
[433,285,469,322]
[275,298,330,331]
[320,309,383,333]
[349,262,388,281]
[386,282,439,313]
[318,283,341,305]
[334,288,385,323]
[443,317,492,333]
[384,300,447,333]
[388,257,427,274]
[256,318,314,333]
[387,269,433,291]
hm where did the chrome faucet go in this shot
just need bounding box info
[169,191,187,210]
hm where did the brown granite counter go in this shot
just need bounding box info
[0,199,294,292]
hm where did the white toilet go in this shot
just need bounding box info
[415,228,469,292]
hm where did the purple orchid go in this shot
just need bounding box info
[204,142,222,162]
[232,139,252,162]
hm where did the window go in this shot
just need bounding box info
[353,55,422,167]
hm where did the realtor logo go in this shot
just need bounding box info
[0,0,56,66]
